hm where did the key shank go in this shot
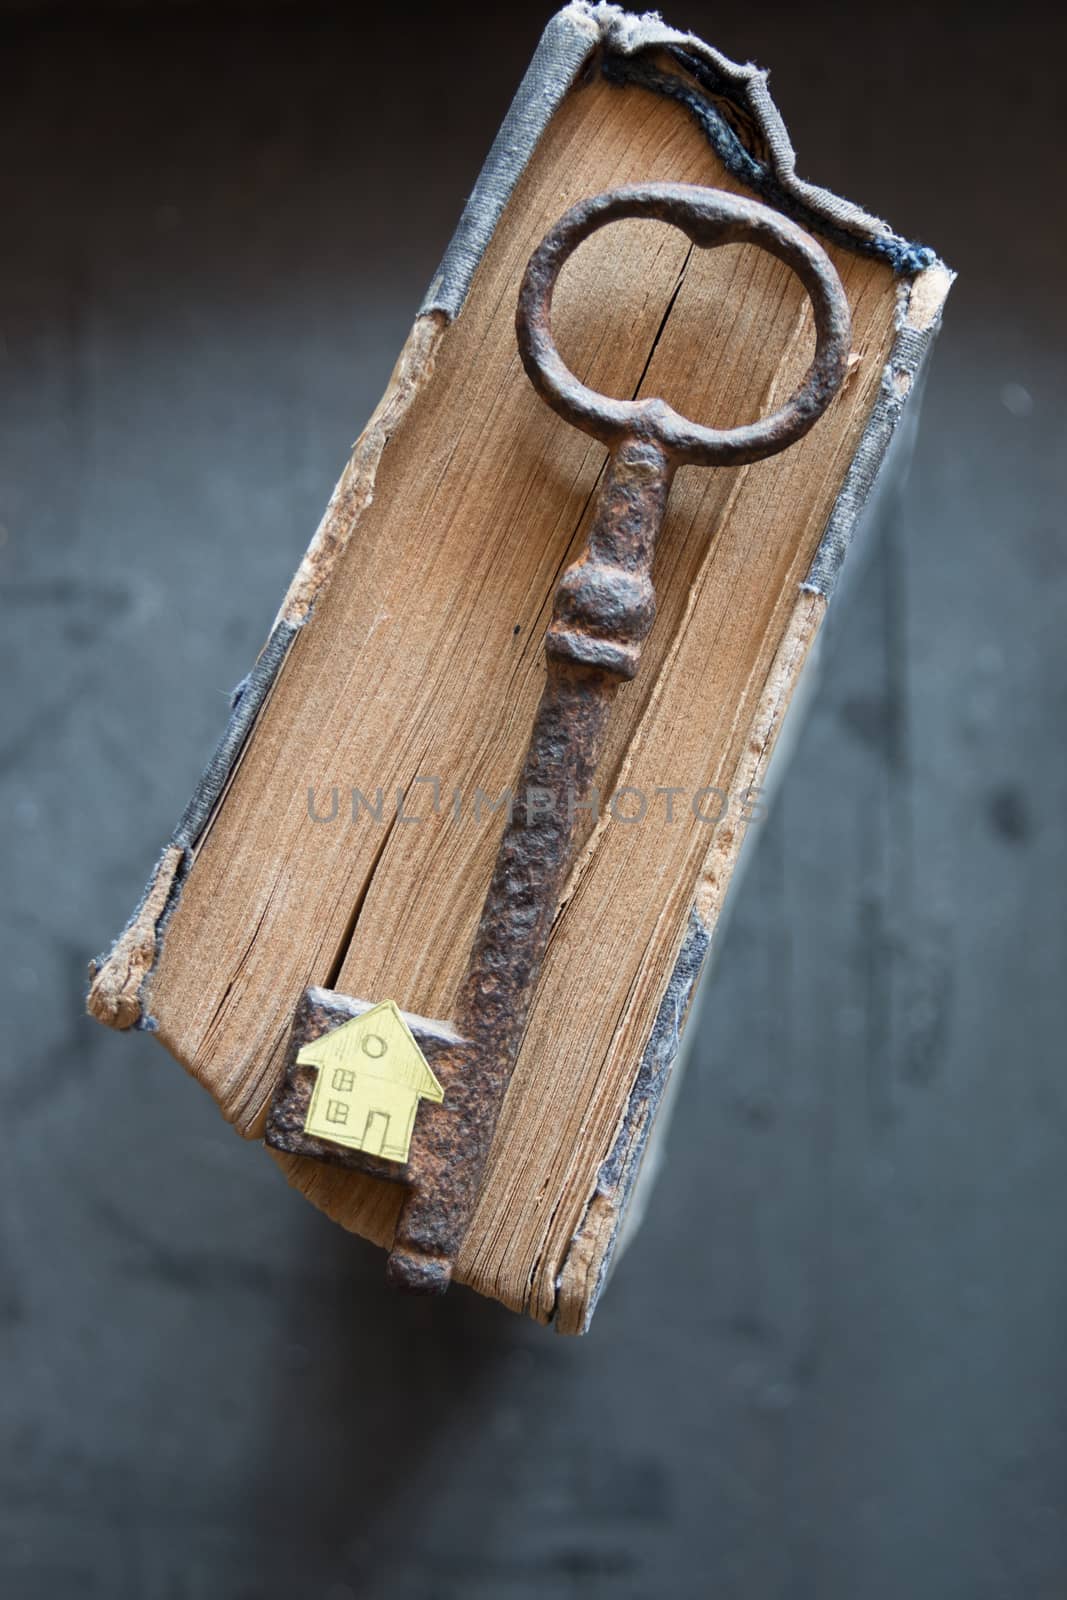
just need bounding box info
[388,440,673,1291]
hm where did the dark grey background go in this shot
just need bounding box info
[2,3,1065,1596]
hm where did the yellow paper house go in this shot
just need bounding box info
[298,1000,444,1164]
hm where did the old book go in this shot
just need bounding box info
[87,2,952,1330]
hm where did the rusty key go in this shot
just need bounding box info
[266,184,851,1293]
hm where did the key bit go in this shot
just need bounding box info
[266,183,852,1294]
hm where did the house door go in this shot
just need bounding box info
[361,1110,390,1156]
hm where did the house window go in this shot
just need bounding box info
[325,1099,349,1124]
[331,1068,355,1091]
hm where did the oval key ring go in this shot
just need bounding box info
[516,183,852,467]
